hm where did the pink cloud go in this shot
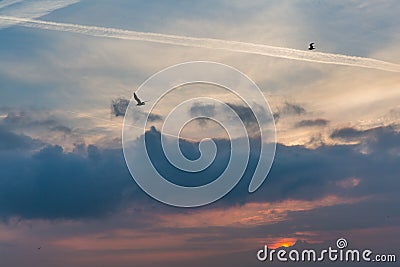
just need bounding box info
[336,177,361,189]
[156,195,368,228]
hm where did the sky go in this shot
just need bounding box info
[0,0,399,266]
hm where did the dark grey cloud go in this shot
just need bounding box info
[0,121,399,267]
[190,102,216,118]
[330,126,398,141]
[282,102,306,115]
[295,118,329,128]
[226,103,258,128]
[226,103,274,138]
[3,110,57,128]
[1,109,74,134]
[1,124,399,221]
[0,129,140,219]
[330,127,364,141]
[50,125,73,133]
[273,112,280,123]
[190,102,262,128]
[147,113,163,122]
[194,117,214,127]
[112,98,163,122]
[0,126,43,151]
[273,102,307,124]
[189,103,217,127]
[111,98,130,117]
[131,111,164,123]
[172,124,399,206]
[189,102,265,134]
[330,125,400,153]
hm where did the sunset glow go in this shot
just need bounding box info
[1,1,399,266]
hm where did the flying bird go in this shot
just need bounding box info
[37,246,42,250]
[308,42,316,50]
[133,92,146,106]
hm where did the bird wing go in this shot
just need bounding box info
[133,93,141,104]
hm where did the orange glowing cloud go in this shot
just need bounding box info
[266,238,297,249]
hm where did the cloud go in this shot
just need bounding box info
[188,102,264,134]
[1,109,73,133]
[190,102,216,118]
[147,113,163,122]
[224,125,400,205]
[0,126,43,151]
[295,118,329,128]
[1,124,399,221]
[330,125,400,152]
[226,103,258,127]
[50,125,72,134]
[273,102,306,123]
[111,98,163,122]
[330,127,365,141]
[190,103,262,127]
[0,125,399,267]
[156,195,363,229]
[0,109,80,150]
[336,177,361,189]
[128,111,164,123]
[111,98,129,117]
[272,112,280,123]
[188,102,217,127]
[282,102,306,115]
[0,138,137,219]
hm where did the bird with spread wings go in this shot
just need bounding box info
[133,92,147,106]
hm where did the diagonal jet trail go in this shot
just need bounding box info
[0,0,23,9]
[0,0,80,28]
[0,15,399,72]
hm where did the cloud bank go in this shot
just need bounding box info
[1,122,399,220]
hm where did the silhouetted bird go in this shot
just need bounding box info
[308,42,316,50]
[37,247,41,250]
[134,92,146,106]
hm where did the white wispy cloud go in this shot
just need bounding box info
[0,15,399,72]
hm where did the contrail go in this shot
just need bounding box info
[1,15,399,72]
[0,0,80,28]
[0,0,23,9]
